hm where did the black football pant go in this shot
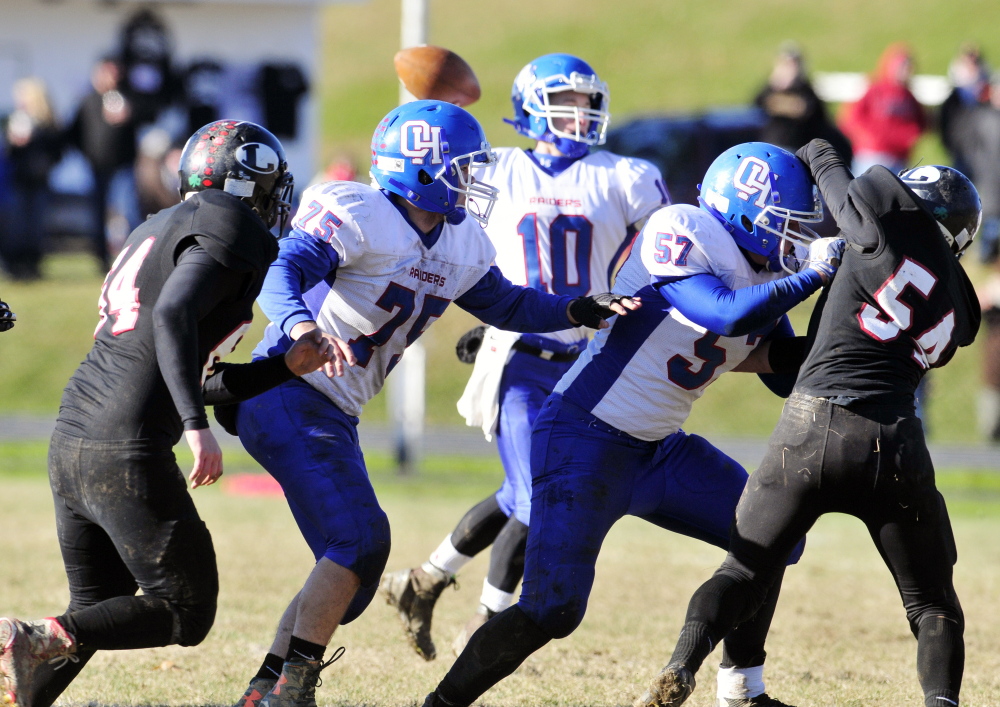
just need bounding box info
[31,431,219,707]
[670,393,963,707]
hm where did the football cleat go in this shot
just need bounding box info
[718,694,796,707]
[233,676,277,707]
[0,617,76,707]
[379,567,453,660]
[634,664,696,707]
[258,648,344,707]
[451,605,494,657]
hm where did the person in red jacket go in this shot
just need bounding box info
[839,42,927,175]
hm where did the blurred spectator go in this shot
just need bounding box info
[978,271,1000,442]
[753,42,851,162]
[307,152,358,190]
[65,57,141,270]
[839,42,927,175]
[118,9,176,124]
[940,44,991,177]
[1,78,62,280]
[942,73,1000,263]
[134,127,182,219]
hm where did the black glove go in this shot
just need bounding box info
[456,325,487,364]
[568,293,632,329]
[0,300,15,332]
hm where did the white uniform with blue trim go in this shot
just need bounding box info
[255,180,496,417]
[458,147,667,439]
[480,147,667,345]
[555,203,788,441]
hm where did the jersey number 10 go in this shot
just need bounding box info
[517,214,593,298]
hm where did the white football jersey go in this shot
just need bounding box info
[554,204,787,441]
[268,181,496,417]
[479,147,667,346]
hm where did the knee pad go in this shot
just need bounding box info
[161,519,220,646]
[522,598,587,640]
[327,508,391,590]
[340,581,378,625]
[175,598,217,646]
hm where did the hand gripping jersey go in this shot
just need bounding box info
[255,181,496,417]
[555,204,788,441]
[480,147,668,346]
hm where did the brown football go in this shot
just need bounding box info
[394,45,481,107]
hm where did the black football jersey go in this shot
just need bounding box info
[56,190,278,446]
[794,141,980,404]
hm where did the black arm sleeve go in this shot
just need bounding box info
[202,356,296,405]
[153,243,248,431]
[796,139,880,251]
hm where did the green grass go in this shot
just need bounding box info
[2,454,1000,706]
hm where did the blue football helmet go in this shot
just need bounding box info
[505,53,610,159]
[370,100,499,226]
[699,142,823,273]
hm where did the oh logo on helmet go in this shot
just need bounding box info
[400,120,443,166]
[733,156,772,208]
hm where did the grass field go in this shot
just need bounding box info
[3,3,1000,702]
[2,445,1000,707]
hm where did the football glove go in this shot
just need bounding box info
[0,300,15,332]
[568,293,634,329]
[806,237,847,281]
[455,325,487,364]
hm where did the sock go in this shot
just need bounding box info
[286,635,325,663]
[670,621,715,674]
[716,665,764,700]
[428,535,473,576]
[479,579,515,615]
[255,652,285,681]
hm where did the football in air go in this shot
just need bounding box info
[394,45,481,107]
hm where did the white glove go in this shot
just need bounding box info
[806,237,846,281]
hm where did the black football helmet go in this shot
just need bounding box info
[899,165,982,256]
[178,120,294,231]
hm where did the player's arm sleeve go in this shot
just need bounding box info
[153,243,248,431]
[256,232,341,337]
[201,356,296,405]
[796,139,880,251]
[655,270,823,338]
[455,265,575,332]
[756,315,802,398]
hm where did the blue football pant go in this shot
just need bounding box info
[520,395,803,645]
[494,350,577,525]
[236,379,391,624]
[448,350,575,593]
[430,394,806,707]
